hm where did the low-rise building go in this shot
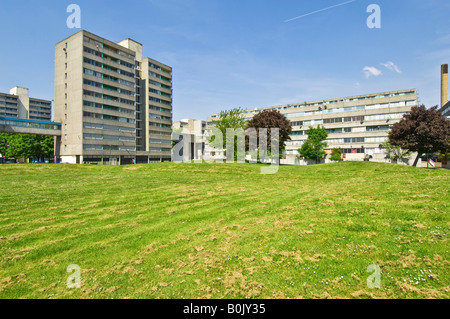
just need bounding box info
[207,89,419,164]
[0,87,52,121]
[172,119,206,161]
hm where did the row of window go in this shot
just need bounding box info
[29,111,50,117]
[30,105,51,112]
[84,36,135,60]
[149,88,172,98]
[0,96,18,101]
[84,68,135,88]
[149,122,171,129]
[0,101,18,106]
[0,112,18,117]
[84,133,136,142]
[149,139,172,145]
[149,96,171,105]
[83,111,135,124]
[0,107,18,113]
[241,91,416,115]
[84,46,135,70]
[148,71,172,84]
[326,136,387,144]
[83,89,135,106]
[149,130,172,136]
[149,79,171,90]
[149,147,171,153]
[323,126,389,134]
[149,105,171,113]
[83,122,136,133]
[83,100,135,115]
[285,101,415,118]
[84,57,135,79]
[149,113,172,121]
[84,79,135,96]
[30,100,51,106]
[149,62,171,75]
[83,144,136,151]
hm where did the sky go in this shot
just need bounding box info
[0,0,449,121]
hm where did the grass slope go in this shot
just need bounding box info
[0,162,448,299]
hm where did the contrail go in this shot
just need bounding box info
[285,0,357,22]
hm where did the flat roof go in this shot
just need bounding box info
[209,88,418,117]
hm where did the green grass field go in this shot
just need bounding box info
[0,162,448,299]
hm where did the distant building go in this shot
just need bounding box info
[54,30,173,165]
[207,89,419,164]
[441,101,450,119]
[0,87,52,121]
[172,119,206,161]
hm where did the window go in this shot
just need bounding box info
[65,83,67,89]
[64,114,68,120]
[65,104,67,110]
[344,137,365,143]
[65,63,67,70]
[65,73,67,79]
[65,93,67,99]
[65,52,68,59]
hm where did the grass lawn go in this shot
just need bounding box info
[0,161,448,299]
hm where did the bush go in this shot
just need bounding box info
[330,148,343,161]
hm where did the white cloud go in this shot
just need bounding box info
[380,61,402,74]
[363,66,382,79]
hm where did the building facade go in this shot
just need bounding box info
[0,87,51,121]
[172,119,206,161]
[54,30,173,165]
[207,89,418,162]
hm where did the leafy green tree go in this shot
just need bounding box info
[209,107,247,160]
[0,133,9,157]
[298,126,328,163]
[330,148,343,161]
[389,105,450,166]
[3,134,54,161]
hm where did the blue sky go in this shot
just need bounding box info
[0,0,449,121]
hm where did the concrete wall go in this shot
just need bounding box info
[9,87,29,119]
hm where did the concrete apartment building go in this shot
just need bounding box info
[207,88,418,163]
[0,87,52,121]
[54,30,172,165]
[172,119,206,161]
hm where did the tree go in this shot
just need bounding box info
[0,133,9,157]
[298,126,328,163]
[246,110,292,159]
[1,134,54,161]
[209,107,248,159]
[330,148,343,161]
[380,139,411,163]
[389,105,450,167]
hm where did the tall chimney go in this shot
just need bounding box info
[441,64,448,107]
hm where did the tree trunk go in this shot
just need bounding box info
[413,153,422,167]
